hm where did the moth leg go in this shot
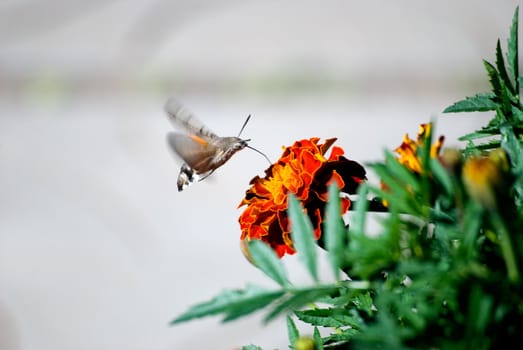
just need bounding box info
[177,163,195,191]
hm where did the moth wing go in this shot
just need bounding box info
[166,132,218,173]
[164,97,218,138]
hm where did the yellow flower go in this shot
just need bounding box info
[394,123,445,173]
[462,149,509,210]
[381,123,445,207]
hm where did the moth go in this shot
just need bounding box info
[164,97,270,191]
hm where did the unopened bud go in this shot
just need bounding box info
[462,152,505,210]
[440,148,463,174]
[294,336,316,350]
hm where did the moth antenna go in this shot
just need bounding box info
[236,114,271,164]
[246,145,272,165]
[237,114,251,137]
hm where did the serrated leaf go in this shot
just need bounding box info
[443,93,497,113]
[288,194,319,282]
[353,292,375,316]
[322,328,360,343]
[484,60,503,98]
[324,183,345,279]
[507,6,519,90]
[496,39,516,95]
[500,124,523,202]
[512,106,523,122]
[295,308,363,329]
[264,286,339,323]
[287,316,300,349]
[498,77,514,117]
[247,240,291,287]
[313,327,324,350]
[457,129,499,141]
[171,285,284,324]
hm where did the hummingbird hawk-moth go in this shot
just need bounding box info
[164,97,270,191]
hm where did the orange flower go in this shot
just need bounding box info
[395,123,445,173]
[238,137,366,258]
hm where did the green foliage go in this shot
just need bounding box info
[287,316,299,349]
[289,194,319,283]
[324,183,346,280]
[170,284,285,324]
[247,239,291,288]
[243,345,263,350]
[443,7,523,156]
[171,6,523,349]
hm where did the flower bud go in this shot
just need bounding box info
[294,336,316,350]
[440,148,463,174]
[462,150,507,210]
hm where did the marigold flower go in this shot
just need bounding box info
[462,148,510,210]
[381,123,445,207]
[238,137,366,258]
[395,123,445,173]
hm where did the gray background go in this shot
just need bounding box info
[0,1,520,349]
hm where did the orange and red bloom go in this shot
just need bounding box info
[238,137,366,258]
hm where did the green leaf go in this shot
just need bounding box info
[417,121,433,205]
[295,308,363,329]
[324,183,345,279]
[287,315,300,349]
[500,124,523,202]
[461,202,483,257]
[313,327,324,350]
[352,183,370,235]
[322,328,360,343]
[512,106,523,122]
[443,93,497,113]
[382,151,421,193]
[288,194,319,282]
[354,292,376,317]
[370,156,424,216]
[507,6,519,91]
[264,285,340,323]
[484,60,503,99]
[242,345,263,350]
[498,78,514,117]
[170,284,284,324]
[458,129,500,141]
[496,39,516,96]
[247,240,291,287]
[430,158,453,196]
[467,285,494,334]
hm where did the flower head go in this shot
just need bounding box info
[238,137,366,258]
[395,123,445,173]
[462,148,511,210]
[380,123,445,207]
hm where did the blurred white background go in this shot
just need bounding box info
[0,1,521,349]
